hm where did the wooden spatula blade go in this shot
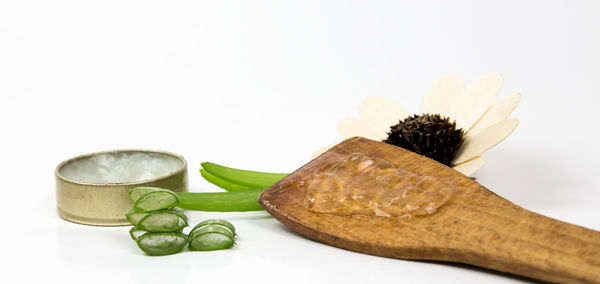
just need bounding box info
[259,137,600,284]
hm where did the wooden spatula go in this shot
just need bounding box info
[259,137,600,283]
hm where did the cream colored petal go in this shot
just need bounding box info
[452,156,485,176]
[447,73,504,131]
[358,97,409,138]
[311,145,333,159]
[362,108,410,139]
[337,117,382,140]
[452,118,519,165]
[467,92,521,138]
[419,75,465,116]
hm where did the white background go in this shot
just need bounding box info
[1,1,599,283]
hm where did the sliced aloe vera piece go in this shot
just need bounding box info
[126,207,184,226]
[125,209,148,226]
[129,187,163,203]
[136,232,189,256]
[129,228,148,241]
[136,210,188,232]
[189,226,235,251]
[190,219,236,236]
[134,190,180,212]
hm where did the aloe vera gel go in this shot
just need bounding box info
[60,152,182,184]
[126,187,236,256]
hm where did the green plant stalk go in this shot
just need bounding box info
[176,188,265,211]
[200,169,261,192]
[201,162,288,188]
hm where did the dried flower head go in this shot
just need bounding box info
[313,74,521,176]
[383,114,464,166]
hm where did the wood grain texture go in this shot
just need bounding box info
[259,137,600,283]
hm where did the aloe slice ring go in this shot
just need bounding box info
[129,228,148,241]
[126,206,184,226]
[172,206,185,213]
[189,226,235,251]
[136,210,188,232]
[137,232,189,256]
[125,209,148,226]
[134,190,180,212]
[190,219,236,236]
[129,187,163,203]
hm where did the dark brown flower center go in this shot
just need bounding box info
[383,114,464,166]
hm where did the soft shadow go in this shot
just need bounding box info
[268,222,542,283]
[414,260,546,283]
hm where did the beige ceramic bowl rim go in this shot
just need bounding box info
[55,149,187,186]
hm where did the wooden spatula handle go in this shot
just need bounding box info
[450,203,600,283]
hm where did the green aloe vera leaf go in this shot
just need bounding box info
[129,187,164,203]
[190,219,236,236]
[136,210,188,232]
[201,162,287,189]
[200,169,261,192]
[129,228,148,241]
[134,190,180,212]
[177,188,264,212]
[189,226,235,251]
[136,232,189,256]
[125,209,148,226]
